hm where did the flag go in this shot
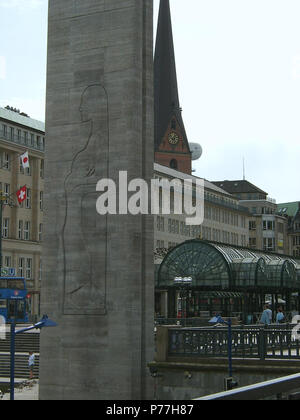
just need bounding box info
[20,151,29,169]
[17,186,27,204]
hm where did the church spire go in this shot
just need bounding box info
[154,0,191,174]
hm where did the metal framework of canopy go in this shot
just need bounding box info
[157,240,300,292]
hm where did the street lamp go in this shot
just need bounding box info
[209,315,233,378]
[174,276,192,325]
[10,314,57,400]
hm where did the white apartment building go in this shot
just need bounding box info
[154,163,250,256]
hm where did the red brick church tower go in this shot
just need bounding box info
[154,0,192,175]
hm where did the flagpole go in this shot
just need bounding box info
[0,150,28,172]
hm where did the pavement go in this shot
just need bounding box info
[1,380,39,400]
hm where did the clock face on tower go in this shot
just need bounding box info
[168,132,179,145]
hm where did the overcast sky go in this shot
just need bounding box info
[0,0,299,203]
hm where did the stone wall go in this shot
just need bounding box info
[39,0,154,400]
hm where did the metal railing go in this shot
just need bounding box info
[168,325,300,360]
[204,193,250,214]
[195,373,300,400]
[155,317,212,327]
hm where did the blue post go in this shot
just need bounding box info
[10,321,15,401]
[228,318,233,378]
[9,315,57,400]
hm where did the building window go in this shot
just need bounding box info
[2,124,7,138]
[171,120,176,130]
[2,152,10,170]
[2,218,9,238]
[18,258,24,277]
[24,221,30,241]
[249,221,256,231]
[263,220,275,230]
[40,160,44,178]
[156,216,164,232]
[25,188,31,209]
[19,164,24,174]
[39,259,42,281]
[4,184,10,204]
[170,159,178,170]
[9,127,14,141]
[26,258,32,279]
[4,256,11,268]
[40,191,43,211]
[25,162,31,176]
[156,240,165,249]
[18,220,23,240]
[39,223,43,242]
[263,238,275,251]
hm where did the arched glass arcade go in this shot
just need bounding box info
[156,240,300,322]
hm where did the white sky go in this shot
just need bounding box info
[0,0,299,203]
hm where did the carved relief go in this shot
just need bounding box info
[62,84,109,315]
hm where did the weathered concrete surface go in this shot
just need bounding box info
[149,359,300,400]
[39,0,154,400]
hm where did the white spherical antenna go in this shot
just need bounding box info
[189,143,202,161]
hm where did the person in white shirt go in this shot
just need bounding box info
[28,352,35,380]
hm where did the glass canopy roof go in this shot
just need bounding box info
[157,240,300,291]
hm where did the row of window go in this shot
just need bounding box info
[293,249,300,257]
[249,220,284,232]
[156,230,247,249]
[2,218,43,242]
[1,255,33,279]
[157,216,247,247]
[250,206,276,215]
[0,183,43,210]
[204,191,239,210]
[156,211,246,233]
[249,237,282,252]
[1,124,45,150]
[202,227,245,246]
[293,236,300,246]
[0,151,44,178]
[154,177,245,220]
[204,206,244,227]
[157,217,202,238]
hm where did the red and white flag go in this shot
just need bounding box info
[16,186,27,204]
[20,151,29,169]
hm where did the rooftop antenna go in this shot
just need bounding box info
[243,157,246,181]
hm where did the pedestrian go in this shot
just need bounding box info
[260,304,272,325]
[28,351,35,380]
[276,307,285,324]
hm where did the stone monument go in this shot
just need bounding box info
[39,0,154,400]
